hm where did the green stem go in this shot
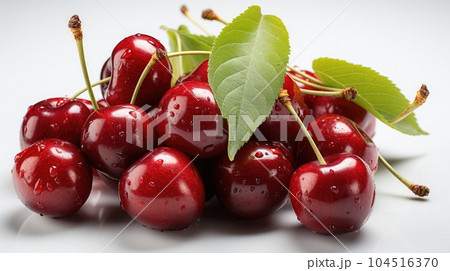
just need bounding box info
[71,77,111,99]
[75,40,98,110]
[287,65,324,85]
[180,5,212,36]
[281,92,326,165]
[299,88,345,98]
[289,73,343,92]
[378,153,430,197]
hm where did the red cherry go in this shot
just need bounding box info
[289,153,375,234]
[287,68,318,107]
[156,81,227,158]
[12,139,92,217]
[212,141,294,219]
[258,75,309,142]
[105,34,172,107]
[177,59,209,84]
[80,104,154,180]
[100,57,112,96]
[310,96,376,137]
[299,114,378,172]
[20,97,91,149]
[119,147,204,230]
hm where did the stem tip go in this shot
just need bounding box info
[343,87,357,101]
[202,9,216,20]
[180,5,188,15]
[68,14,81,29]
[410,184,430,197]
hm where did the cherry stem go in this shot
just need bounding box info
[130,49,166,105]
[68,15,99,111]
[378,153,430,197]
[279,90,326,165]
[166,51,211,58]
[71,77,111,99]
[389,84,429,125]
[180,5,212,36]
[287,65,324,86]
[289,73,343,92]
[202,8,229,25]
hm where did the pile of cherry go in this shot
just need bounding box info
[12,14,418,236]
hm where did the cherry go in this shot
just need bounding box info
[100,57,112,96]
[212,140,294,219]
[156,81,227,158]
[287,68,317,107]
[194,159,216,202]
[80,104,154,180]
[289,153,375,234]
[310,96,376,138]
[105,34,172,107]
[177,59,209,84]
[12,138,92,217]
[20,97,91,149]
[298,114,378,172]
[119,147,204,230]
[258,75,309,142]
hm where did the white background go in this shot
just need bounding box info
[0,0,449,253]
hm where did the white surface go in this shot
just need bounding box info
[1,0,449,253]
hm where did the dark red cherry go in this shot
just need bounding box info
[156,81,227,158]
[194,159,216,202]
[20,97,91,149]
[258,75,309,142]
[310,96,376,138]
[12,139,92,217]
[289,153,375,234]
[212,141,294,219]
[80,104,154,180]
[105,34,172,107]
[119,147,204,230]
[298,114,378,172]
[177,59,209,84]
[100,57,112,96]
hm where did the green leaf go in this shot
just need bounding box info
[312,57,427,135]
[208,6,290,160]
[163,25,215,84]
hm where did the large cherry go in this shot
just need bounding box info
[156,81,227,158]
[289,153,375,234]
[105,34,172,107]
[298,114,378,172]
[20,97,91,149]
[258,75,309,142]
[81,104,154,180]
[119,147,204,230]
[212,140,294,219]
[177,59,209,84]
[12,138,93,217]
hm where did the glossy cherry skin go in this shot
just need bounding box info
[119,147,205,230]
[80,104,154,180]
[310,96,376,138]
[212,141,294,219]
[289,153,375,235]
[298,114,378,172]
[156,81,227,158]
[177,59,209,84]
[20,97,91,149]
[12,139,93,217]
[258,75,309,142]
[105,34,172,107]
[100,57,112,96]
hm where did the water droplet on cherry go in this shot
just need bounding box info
[203,144,214,153]
[156,159,163,166]
[33,179,43,195]
[255,151,263,158]
[129,111,137,118]
[174,103,180,109]
[330,185,339,193]
[49,166,57,178]
[354,196,360,203]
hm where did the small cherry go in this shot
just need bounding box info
[119,147,204,230]
[177,59,209,84]
[212,140,294,219]
[289,153,375,234]
[105,34,172,107]
[80,104,154,180]
[12,138,93,217]
[258,75,309,142]
[298,114,378,172]
[156,81,228,158]
[20,97,91,149]
[100,57,112,96]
